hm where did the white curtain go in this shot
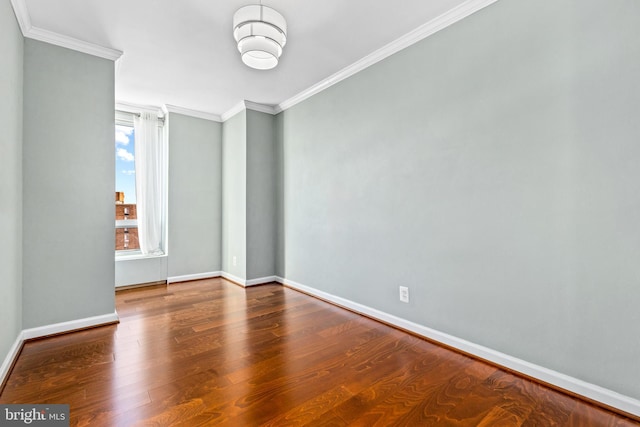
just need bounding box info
[134,112,164,255]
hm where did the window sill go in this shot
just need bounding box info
[115,251,167,261]
[115,219,138,228]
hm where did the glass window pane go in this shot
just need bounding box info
[115,227,139,251]
[115,124,139,251]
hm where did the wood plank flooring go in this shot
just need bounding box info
[1,279,638,426]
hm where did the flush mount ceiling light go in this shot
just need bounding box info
[233,4,287,70]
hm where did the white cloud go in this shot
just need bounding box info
[115,125,133,146]
[117,148,134,162]
[122,170,136,175]
[116,132,129,145]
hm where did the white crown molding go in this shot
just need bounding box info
[221,101,277,122]
[275,0,499,113]
[221,101,247,122]
[116,101,164,116]
[12,0,497,117]
[9,0,31,34]
[164,104,222,122]
[26,27,123,61]
[10,0,122,61]
[21,312,119,341]
[167,271,222,284]
[244,101,278,115]
[278,276,640,419]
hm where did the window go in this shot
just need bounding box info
[115,121,139,251]
[114,109,167,257]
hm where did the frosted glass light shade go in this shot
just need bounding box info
[233,5,287,70]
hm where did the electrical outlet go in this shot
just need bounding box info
[399,286,409,303]
[232,256,237,266]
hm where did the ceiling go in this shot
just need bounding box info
[19,0,478,118]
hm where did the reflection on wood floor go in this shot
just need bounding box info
[1,279,638,426]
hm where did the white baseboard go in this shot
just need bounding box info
[220,272,247,287]
[278,277,640,418]
[222,274,279,287]
[167,271,221,284]
[22,312,120,341]
[1,312,120,388]
[4,275,637,417]
[245,275,279,287]
[169,272,277,288]
[0,332,24,388]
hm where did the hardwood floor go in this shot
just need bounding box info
[1,279,638,426]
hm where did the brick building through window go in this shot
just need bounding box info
[115,202,139,251]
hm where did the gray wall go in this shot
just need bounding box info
[221,111,247,279]
[246,110,276,280]
[0,1,24,360]
[23,40,116,328]
[168,112,222,277]
[278,0,640,400]
[275,113,285,278]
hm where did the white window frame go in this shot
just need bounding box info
[115,110,168,259]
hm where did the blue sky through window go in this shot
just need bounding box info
[115,125,136,204]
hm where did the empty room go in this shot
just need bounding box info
[1,0,639,425]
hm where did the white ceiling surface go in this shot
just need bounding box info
[24,0,468,117]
